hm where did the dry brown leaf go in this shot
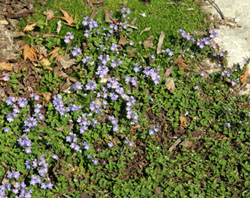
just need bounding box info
[174,55,189,71]
[40,58,50,67]
[180,115,189,127]
[43,9,54,21]
[49,47,61,60]
[167,1,176,5]
[60,80,72,92]
[87,0,94,8]
[23,23,36,32]
[130,17,137,25]
[0,62,13,71]
[157,31,165,54]
[103,7,113,23]
[127,24,138,29]
[140,27,151,35]
[163,66,173,78]
[58,54,75,69]
[240,67,249,83]
[90,7,98,19]
[42,92,51,103]
[59,9,74,25]
[165,77,175,93]
[143,36,154,48]
[127,51,135,58]
[168,138,181,151]
[180,140,193,148]
[22,44,38,62]
[118,36,127,46]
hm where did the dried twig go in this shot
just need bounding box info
[206,0,225,20]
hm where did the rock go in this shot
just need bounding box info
[0,25,18,62]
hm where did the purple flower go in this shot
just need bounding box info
[200,72,206,77]
[52,154,58,160]
[72,81,83,91]
[85,80,97,91]
[6,113,14,122]
[83,143,90,150]
[149,129,154,135]
[109,92,119,101]
[24,117,38,128]
[226,122,231,128]
[231,81,237,86]
[72,46,82,56]
[30,93,39,101]
[108,142,114,147]
[64,32,74,43]
[5,96,16,106]
[3,73,10,81]
[110,43,118,51]
[4,127,9,133]
[93,159,98,165]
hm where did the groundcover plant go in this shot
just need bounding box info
[0,1,250,197]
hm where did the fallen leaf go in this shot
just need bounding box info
[157,31,165,54]
[174,55,189,71]
[103,7,113,23]
[58,54,75,69]
[23,23,36,32]
[118,36,127,46]
[40,58,50,66]
[49,47,61,60]
[167,1,176,5]
[56,20,62,34]
[143,35,154,48]
[180,115,189,127]
[163,66,173,78]
[168,138,181,151]
[43,9,54,21]
[0,20,8,25]
[40,58,52,71]
[127,51,135,58]
[0,62,13,71]
[22,44,38,62]
[140,27,151,35]
[127,24,138,29]
[60,80,72,92]
[186,8,195,11]
[59,9,74,25]
[177,2,188,6]
[180,140,193,148]
[42,92,51,103]
[87,0,94,8]
[240,67,249,83]
[165,77,175,93]
[130,17,137,25]
[90,7,98,19]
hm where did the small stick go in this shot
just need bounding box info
[206,0,225,20]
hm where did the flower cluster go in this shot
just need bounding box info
[52,94,66,116]
[143,66,161,84]
[77,113,98,134]
[149,126,159,135]
[64,32,74,44]
[125,76,137,87]
[66,132,81,152]
[108,116,119,132]
[25,155,53,190]
[0,182,32,197]
[18,135,32,154]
